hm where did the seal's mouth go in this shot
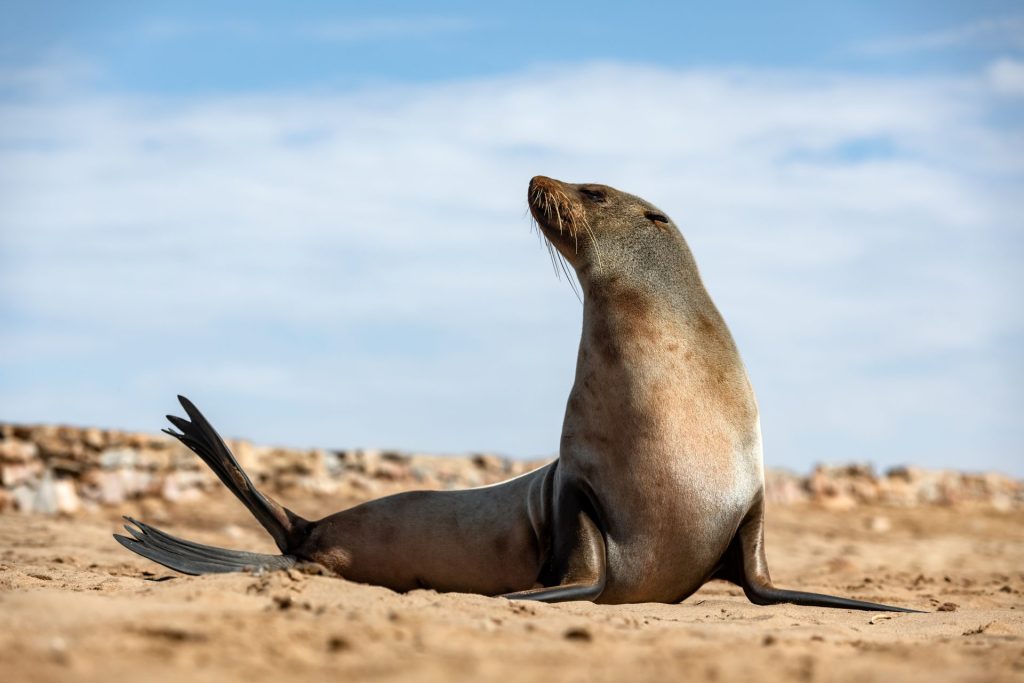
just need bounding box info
[528,176,589,254]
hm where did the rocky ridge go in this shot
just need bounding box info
[0,423,1019,514]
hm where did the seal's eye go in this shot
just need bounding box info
[580,188,606,201]
[645,211,669,225]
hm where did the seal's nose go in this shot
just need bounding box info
[529,175,561,193]
[529,176,563,209]
[528,176,556,220]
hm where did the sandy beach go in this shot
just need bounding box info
[2,483,1021,683]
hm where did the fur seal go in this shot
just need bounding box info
[115,176,919,612]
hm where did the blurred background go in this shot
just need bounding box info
[0,1,1021,475]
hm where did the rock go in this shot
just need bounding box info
[885,465,918,483]
[104,429,127,447]
[91,470,125,505]
[764,470,809,505]
[161,471,206,503]
[126,432,157,449]
[168,447,202,470]
[345,473,381,495]
[850,479,880,504]
[54,479,80,514]
[56,425,82,442]
[99,448,138,469]
[374,460,408,481]
[1,461,42,486]
[317,449,344,477]
[10,485,35,512]
[471,453,504,473]
[135,448,171,471]
[82,427,106,450]
[11,424,35,440]
[42,428,90,462]
[878,478,917,507]
[382,450,412,465]
[230,439,260,472]
[126,469,157,498]
[32,470,59,514]
[355,449,383,476]
[265,447,320,477]
[409,465,435,485]
[0,439,38,463]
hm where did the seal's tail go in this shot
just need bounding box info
[114,517,297,575]
[113,395,308,575]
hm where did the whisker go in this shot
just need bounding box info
[557,251,582,303]
[547,239,560,278]
[581,217,602,268]
[529,184,587,301]
[531,216,560,277]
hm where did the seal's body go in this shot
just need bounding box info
[116,177,918,612]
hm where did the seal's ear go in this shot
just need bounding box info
[644,211,670,228]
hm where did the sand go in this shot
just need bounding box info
[1,490,1022,683]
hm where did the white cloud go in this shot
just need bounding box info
[854,15,1024,55]
[0,61,1021,474]
[988,57,1024,96]
[0,55,102,97]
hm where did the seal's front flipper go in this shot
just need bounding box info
[503,485,607,603]
[502,581,604,602]
[114,517,296,575]
[726,498,924,613]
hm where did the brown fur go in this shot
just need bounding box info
[529,175,760,602]
[122,176,917,613]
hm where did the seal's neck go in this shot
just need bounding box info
[569,273,754,431]
[578,269,729,367]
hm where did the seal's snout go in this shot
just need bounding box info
[528,175,582,235]
[528,176,553,223]
[528,175,594,265]
[527,175,561,217]
[529,175,559,191]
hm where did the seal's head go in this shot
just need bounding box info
[528,175,701,298]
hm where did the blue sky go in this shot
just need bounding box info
[4,1,1022,90]
[1,2,1022,475]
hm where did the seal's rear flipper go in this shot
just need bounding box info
[728,498,925,613]
[114,396,309,576]
[162,395,307,553]
[741,582,924,612]
[115,517,296,575]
